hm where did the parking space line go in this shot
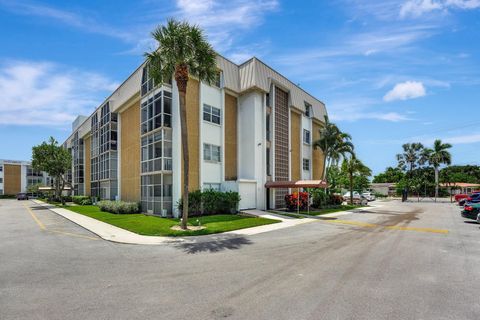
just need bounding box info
[325,219,449,234]
[24,204,46,230]
[24,203,98,240]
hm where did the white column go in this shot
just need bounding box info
[171,80,182,218]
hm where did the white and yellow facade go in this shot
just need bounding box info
[0,159,50,195]
[64,56,327,217]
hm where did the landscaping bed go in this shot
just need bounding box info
[59,205,279,237]
[275,205,364,216]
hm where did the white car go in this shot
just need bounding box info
[343,191,361,200]
[362,192,376,201]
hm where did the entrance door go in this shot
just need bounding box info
[146,185,154,214]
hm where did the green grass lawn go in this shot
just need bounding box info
[61,205,279,236]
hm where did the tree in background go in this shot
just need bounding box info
[396,142,428,199]
[32,137,71,201]
[145,19,217,229]
[313,115,354,183]
[372,167,405,183]
[341,156,372,205]
[423,139,452,200]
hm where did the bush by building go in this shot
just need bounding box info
[177,190,241,216]
[285,192,309,211]
[97,200,140,214]
[72,196,92,205]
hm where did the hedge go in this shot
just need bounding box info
[72,196,92,205]
[97,200,140,214]
[177,189,241,216]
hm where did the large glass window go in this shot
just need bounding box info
[203,143,221,162]
[90,102,118,200]
[303,129,311,144]
[304,102,312,117]
[203,104,221,125]
[141,129,172,174]
[266,114,271,141]
[303,158,310,171]
[141,91,172,135]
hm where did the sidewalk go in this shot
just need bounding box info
[31,201,315,245]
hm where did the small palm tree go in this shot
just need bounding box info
[424,139,452,200]
[313,115,354,181]
[342,156,372,205]
[145,19,217,229]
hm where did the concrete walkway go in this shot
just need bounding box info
[31,201,318,245]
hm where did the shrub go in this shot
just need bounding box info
[72,196,90,205]
[80,199,93,205]
[97,200,140,214]
[177,190,241,216]
[285,192,309,211]
[329,194,343,205]
[311,189,328,209]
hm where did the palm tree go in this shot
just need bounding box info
[396,142,426,176]
[145,20,217,229]
[342,156,372,205]
[424,139,452,200]
[313,115,354,182]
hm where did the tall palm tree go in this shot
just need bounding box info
[313,115,354,181]
[424,139,452,200]
[146,20,217,229]
[342,156,372,205]
[396,142,426,176]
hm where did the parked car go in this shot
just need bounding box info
[16,193,29,200]
[462,203,480,221]
[459,193,480,206]
[362,192,376,201]
[457,191,480,205]
[343,191,361,201]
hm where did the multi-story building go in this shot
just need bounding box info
[0,159,50,195]
[64,55,327,217]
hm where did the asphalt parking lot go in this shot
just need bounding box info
[1,198,480,320]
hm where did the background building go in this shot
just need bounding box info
[64,55,328,216]
[0,159,50,195]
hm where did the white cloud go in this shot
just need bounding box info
[328,98,412,122]
[0,0,135,42]
[0,60,118,126]
[174,0,279,54]
[400,0,480,18]
[383,81,426,102]
[443,133,480,144]
[400,0,443,18]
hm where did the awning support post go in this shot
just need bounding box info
[297,187,300,215]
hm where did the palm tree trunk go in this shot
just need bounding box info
[176,64,189,230]
[434,167,439,201]
[349,172,353,205]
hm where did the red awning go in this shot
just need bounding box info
[265,180,328,189]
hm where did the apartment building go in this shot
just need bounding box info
[0,159,50,195]
[64,55,327,217]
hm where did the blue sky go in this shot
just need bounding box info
[0,0,479,175]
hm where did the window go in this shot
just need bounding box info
[203,104,221,125]
[0,189,3,195]
[203,143,221,162]
[266,147,271,176]
[303,158,310,171]
[303,129,311,144]
[266,93,270,107]
[266,114,271,141]
[0,178,3,183]
[214,71,222,88]
[304,102,312,117]
[0,165,2,172]
[203,183,221,191]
